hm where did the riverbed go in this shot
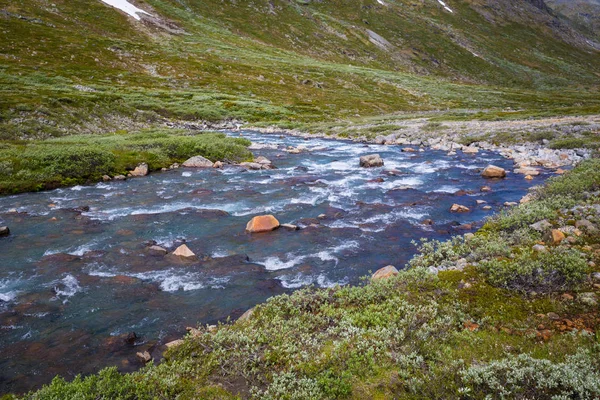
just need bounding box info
[0,130,551,393]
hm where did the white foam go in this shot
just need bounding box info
[431,185,460,193]
[280,273,349,289]
[99,0,152,20]
[53,274,82,302]
[129,269,228,292]
[182,172,192,177]
[260,254,307,271]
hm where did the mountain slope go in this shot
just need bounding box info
[1,0,600,139]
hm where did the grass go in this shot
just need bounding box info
[0,129,252,194]
[17,158,600,399]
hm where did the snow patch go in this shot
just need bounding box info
[437,0,454,12]
[99,0,152,20]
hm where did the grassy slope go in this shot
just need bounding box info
[1,0,600,141]
[17,157,600,400]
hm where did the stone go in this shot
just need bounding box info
[136,351,152,363]
[450,204,470,213]
[237,307,254,323]
[182,156,213,168]
[246,215,280,233]
[240,162,263,170]
[547,312,560,320]
[359,154,384,168]
[546,229,565,245]
[281,223,299,231]
[555,168,566,175]
[372,265,399,280]
[0,226,9,237]
[130,163,148,177]
[165,339,184,349]
[504,202,518,207]
[462,146,479,154]
[481,165,506,179]
[476,200,487,205]
[421,219,434,226]
[482,206,492,210]
[147,245,168,256]
[213,161,223,169]
[530,220,552,232]
[255,156,272,165]
[514,167,540,176]
[287,148,301,154]
[102,175,111,181]
[114,175,126,181]
[480,186,492,192]
[576,219,597,232]
[561,293,574,301]
[520,193,535,204]
[532,244,548,253]
[401,147,416,153]
[525,175,534,180]
[171,244,198,261]
[456,258,468,271]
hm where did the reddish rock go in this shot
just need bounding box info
[372,265,399,280]
[450,204,470,213]
[245,215,280,233]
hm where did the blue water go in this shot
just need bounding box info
[0,131,550,393]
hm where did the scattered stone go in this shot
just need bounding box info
[482,165,506,179]
[170,163,180,169]
[476,200,487,205]
[450,204,470,213]
[147,245,168,256]
[547,312,560,320]
[240,162,263,170]
[578,292,598,306]
[213,161,223,169]
[246,215,280,233]
[530,220,552,232]
[359,154,384,168]
[462,146,479,154]
[372,265,399,280]
[130,163,149,177]
[514,167,540,176]
[0,226,9,237]
[421,219,434,226]
[165,339,184,349]
[317,214,327,220]
[114,175,126,181]
[576,219,597,232]
[401,147,416,153]
[546,229,565,245]
[520,193,535,204]
[504,202,518,207]
[182,156,213,168]
[480,186,492,192]
[102,175,111,182]
[532,244,548,253]
[237,307,254,323]
[482,205,492,210]
[170,244,198,261]
[287,148,301,154]
[281,223,299,231]
[136,351,152,363]
[561,293,574,301]
[525,175,534,180]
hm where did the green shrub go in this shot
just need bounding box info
[477,247,589,292]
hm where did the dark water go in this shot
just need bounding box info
[0,131,550,393]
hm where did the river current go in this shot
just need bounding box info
[0,131,550,393]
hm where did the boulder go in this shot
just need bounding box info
[130,163,148,177]
[102,175,112,182]
[476,200,487,205]
[401,147,416,153]
[182,156,213,168]
[575,219,597,232]
[114,175,126,181]
[237,307,255,323]
[255,156,272,165]
[136,351,152,363]
[546,229,565,245]
[480,186,492,192]
[462,146,479,154]
[246,215,280,233]
[0,226,9,236]
[450,204,470,213]
[281,223,299,231]
[359,154,384,168]
[240,162,263,170]
[481,165,506,179]
[147,245,168,256]
[372,265,399,280]
[165,339,184,349]
[530,220,552,232]
[213,161,223,169]
[170,244,198,261]
[532,244,548,253]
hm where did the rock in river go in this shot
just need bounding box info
[359,154,384,168]
[0,226,9,236]
[170,244,198,261]
[246,215,280,233]
[182,156,213,168]
[481,165,506,179]
[450,204,470,213]
[130,163,148,177]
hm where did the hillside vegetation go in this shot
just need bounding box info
[1,0,600,140]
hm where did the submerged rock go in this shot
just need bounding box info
[481,165,506,179]
[359,154,384,168]
[182,156,213,168]
[147,245,168,256]
[246,215,280,233]
[372,265,399,280]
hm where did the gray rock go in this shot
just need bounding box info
[592,272,600,282]
[147,245,168,256]
[0,226,9,236]
[114,175,126,181]
[359,154,384,168]
[182,156,213,168]
[240,162,263,170]
[532,244,548,253]
[530,220,552,232]
[281,223,299,231]
[575,219,597,232]
[578,292,598,306]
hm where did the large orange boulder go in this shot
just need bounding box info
[372,265,399,280]
[245,215,280,233]
[482,165,506,179]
